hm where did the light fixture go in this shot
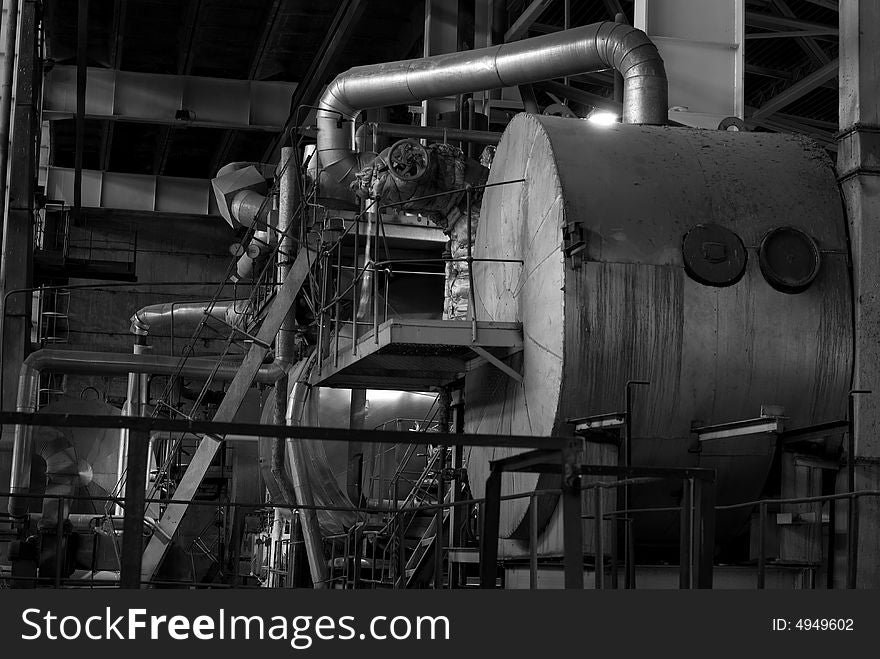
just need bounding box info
[587,110,619,126]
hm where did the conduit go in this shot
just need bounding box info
[316,21,667,204]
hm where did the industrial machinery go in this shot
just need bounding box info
[2,20,854,589]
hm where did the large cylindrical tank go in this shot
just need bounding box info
[465,114,851,552]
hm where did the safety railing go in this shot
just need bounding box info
[306,177,527,376]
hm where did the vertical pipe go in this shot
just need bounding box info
[529,491,538,589]
[395,479,405,588]
[433,387,450,589]
[826,496,835,589]
[268,507,284,588]
[372,201,380,344]
[679,478,692,589]
[479,470,502,588]
[352,198,360,351]
[466,185,476,340]
[73,0,89,225]
[757,500,767,589]
[624,387,632,588]
[613,13,626,104]
[333,242,341,365]
[695,478,716,588]
[562,473,584,589]
[848,496,859,590]
[847,392,857,588]
[594,486,604,590]
[273,147,299,535]
[54,499,65,588]
[120,430,149,589]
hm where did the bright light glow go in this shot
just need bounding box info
[588,111,619,126]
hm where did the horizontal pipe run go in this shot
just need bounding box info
[129,299,249,336]
[354,122,502,147]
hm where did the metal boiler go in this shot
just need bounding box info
[465,113,851,555]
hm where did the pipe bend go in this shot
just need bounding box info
[314,21,667,205]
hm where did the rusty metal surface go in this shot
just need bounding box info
[468,114,852,547]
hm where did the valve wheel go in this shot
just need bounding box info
[387,139,430,181]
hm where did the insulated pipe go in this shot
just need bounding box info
[8,349,286,515]
[230,189,269,228]
[270,147,300,516]
[285,353,329,588]
[316,22,667,203]
[129,300,249,337]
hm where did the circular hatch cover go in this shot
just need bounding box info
[758,226,821,294]
[682,224,748,287]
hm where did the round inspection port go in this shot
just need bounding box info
[758,226,821,294]
[681,224,747,287]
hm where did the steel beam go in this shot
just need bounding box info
[0,0,38,440]
[139,241,317,581]
[746,10,838,33]
[505,0,555,42]
[750,58,838,120]
[73,0,89,224]
[43,67,298,132]
[262,0,367,164]
[769,0,832,67]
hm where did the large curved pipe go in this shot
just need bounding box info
[316,22,666,204]
[8,349,286,515]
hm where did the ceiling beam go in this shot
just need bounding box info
[101,0,126,172]
[746,29,838,39]
[768,0,831,67]
[261,0,368,164]
[745,63,837,90]
[505,0,555,42]
[749,58,838,121]
[745,11,838,33]
[155,0,205,176]
[212,0,286,176]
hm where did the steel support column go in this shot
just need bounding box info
[838,0,880,588]
[0,0,38,511]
